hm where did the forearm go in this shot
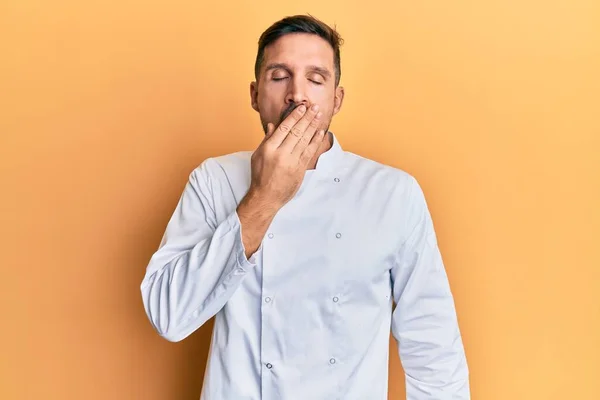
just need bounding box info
[141,210,256,342]
[236,188,281,258]
[141,165,262,343]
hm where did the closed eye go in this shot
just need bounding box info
[272,77,323,85]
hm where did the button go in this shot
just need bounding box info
[333,296,339,303]
[334,178,340,182]
[268,233,274,239]
[329,358,336,364]
[335,233,342,238]
[265,297,272,303]
[266,363,273,369]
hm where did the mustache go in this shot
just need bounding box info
[279,102,301,124]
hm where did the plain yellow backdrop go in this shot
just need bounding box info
[1,0,599,399]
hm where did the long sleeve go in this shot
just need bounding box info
[391,177,470,399]
[140,160,258,342]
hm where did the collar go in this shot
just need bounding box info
[311,131,343,174]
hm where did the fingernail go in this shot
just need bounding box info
[311,104,319,111]
[298,105,306,113]
[316,111,322,119]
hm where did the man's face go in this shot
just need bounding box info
[250,33,344,134]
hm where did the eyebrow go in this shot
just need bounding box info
[265,63,332,78]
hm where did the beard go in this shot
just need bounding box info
[261,102,331,135]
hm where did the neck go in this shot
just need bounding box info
[306,131,333,170]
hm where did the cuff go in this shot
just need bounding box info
[227,210,261,272]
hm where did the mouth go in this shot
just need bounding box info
[279,103,300,124]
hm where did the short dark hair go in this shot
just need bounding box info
[254,14,344,86]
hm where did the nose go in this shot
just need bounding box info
[285,76,309,107]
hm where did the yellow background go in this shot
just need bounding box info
[1,1,599,399]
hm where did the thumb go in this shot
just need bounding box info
[265,122,275,138]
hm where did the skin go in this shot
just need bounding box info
[236,32,345,258]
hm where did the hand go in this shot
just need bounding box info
[248,103,326,208]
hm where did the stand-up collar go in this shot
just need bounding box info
[311,131,343,174]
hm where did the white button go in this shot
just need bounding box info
[268,233,274,239]
[334,177,340,182]
[265,297,272,303]
[333,296,339,302]
[335,233,342,238]
[234,268,245,275]
[329,358,336,364]
[266,363,273,369]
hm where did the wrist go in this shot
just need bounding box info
[238,187,281,218]
[244,187,282,213]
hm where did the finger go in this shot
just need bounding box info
[267,105,308,147]
[280,104,322,153]
[291,109,323,156]
[299,129,327,166]
[261,123,273,142]
[258,123,275,149]
[265,123,275,138]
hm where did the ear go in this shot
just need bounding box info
[333,86,345,115]
[250,81,259,112]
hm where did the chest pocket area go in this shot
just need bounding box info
[326,217,395,356]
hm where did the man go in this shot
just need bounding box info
[141,14,470,400]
